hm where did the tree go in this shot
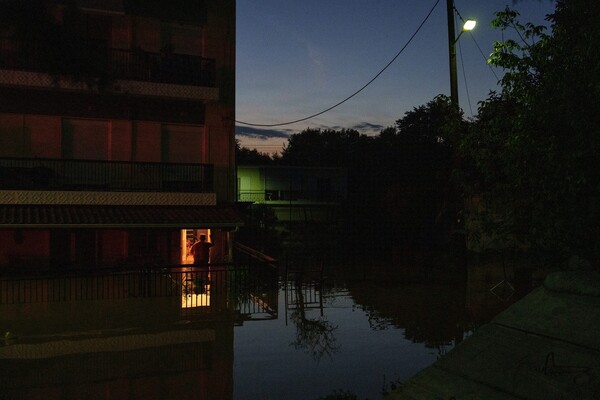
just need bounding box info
[460,1,600,268]
[289,281,339,361]
[395,94,464,145]
[280,128,370,167]
[235,140,276,165]
[375,95,463,259]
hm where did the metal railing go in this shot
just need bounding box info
[0,38,216,87]
[0,263,278,319]
[238,189,344,203]
[0,157,213,192]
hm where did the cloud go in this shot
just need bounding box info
[322,121,385,135]
[351,122,385,132]
[235,126,291,140]
[235,121,386,146]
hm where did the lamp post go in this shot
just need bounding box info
[446,0,476,263]
[446,0,476,105]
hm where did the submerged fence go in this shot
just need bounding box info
[0,263,278,319]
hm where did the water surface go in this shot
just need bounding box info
[0,263,524,400]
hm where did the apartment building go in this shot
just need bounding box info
[0,0,238,270]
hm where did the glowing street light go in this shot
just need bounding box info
[447,0,476,105]
[463,19,476,31]
[455,19,477,43]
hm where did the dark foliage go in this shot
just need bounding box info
[272,96,463,263]
[460,0,600,269]
[235,140,277,165]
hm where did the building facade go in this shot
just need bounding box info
[0,0,238,270]
[237,165,347,224]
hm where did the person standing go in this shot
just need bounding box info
[190,234,213,265]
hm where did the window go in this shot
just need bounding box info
[62,119,110,160]
[161,124,204,163]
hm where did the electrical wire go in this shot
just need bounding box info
[454,6,500,82]
[453,4,473,116]
[469,33,500,81]
[457,28,473,116]
[235,0,441,127]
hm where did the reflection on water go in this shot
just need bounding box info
[286,279,339,361]
[0,261,540,400]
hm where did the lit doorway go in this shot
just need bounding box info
[180,228,211,264]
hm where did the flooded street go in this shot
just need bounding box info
[0,261,537,400]
[234,280,448,400]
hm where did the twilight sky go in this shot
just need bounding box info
[236,0,555,154]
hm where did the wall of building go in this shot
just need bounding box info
[238,166,348,202]
[0,113,212,165]
[203,1,236,203]
[0,230,50,269]
[134,121,162,162]
[238,166,264,193]
[111,120,133,161]
[0,1,237,270]
[0,227,236,270]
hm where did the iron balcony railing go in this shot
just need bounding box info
[0,157,214,193]
[238,189,344,203]
[0,263,278,320]
[0,37,216,87]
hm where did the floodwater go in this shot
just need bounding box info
[0,262,537,400]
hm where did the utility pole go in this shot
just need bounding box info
[446,0,458,105]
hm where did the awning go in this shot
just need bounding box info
[0,205,243,228]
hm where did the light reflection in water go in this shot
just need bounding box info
[233,273,468,400]
[0,262,537,400]
[181,292,210,308]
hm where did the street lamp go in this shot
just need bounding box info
[446,0,476,105]
[445,1,476,258]
[463,19,477,31]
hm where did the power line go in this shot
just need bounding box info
[457,31,473,116]
[469,32,500,81]
[453,6,500,82]
[452,5,473,115]
[235,0,441,128]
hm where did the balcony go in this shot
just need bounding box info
[0,157,213,193]
[0,263,278,321]
[0,37,216,88]
[238,189,344,203]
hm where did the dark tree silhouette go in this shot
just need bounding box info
[273,100,463,264]
[289,281,339,361]
[459,1,600,269]
[235,140,276,165]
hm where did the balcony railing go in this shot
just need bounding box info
[0,157,213,193]
[0,38,216,87]
[238,189,344,203]
[0,263,278,320]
